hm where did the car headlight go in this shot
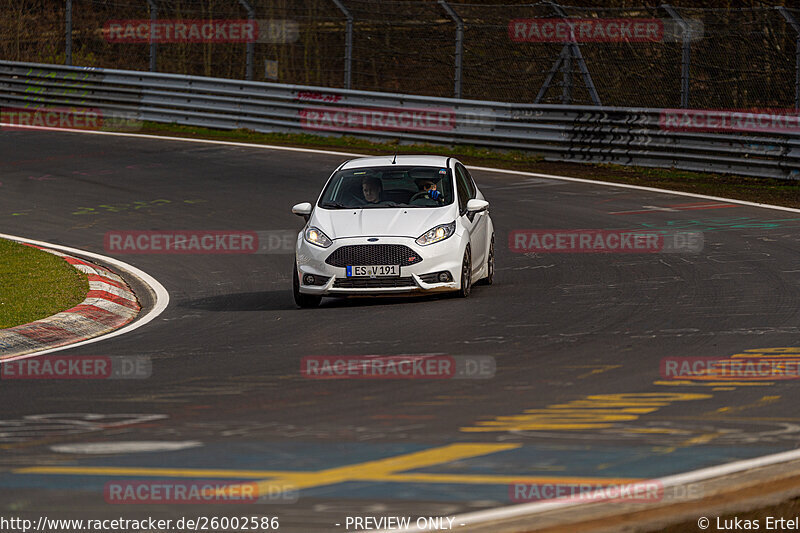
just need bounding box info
[304,226,333,248]
[416,221,456,246]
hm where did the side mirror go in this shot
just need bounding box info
[466,199,489,213]
[292,202,312,222]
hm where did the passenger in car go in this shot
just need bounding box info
[414,178,444,202]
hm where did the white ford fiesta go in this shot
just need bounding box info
[291,155,494,307]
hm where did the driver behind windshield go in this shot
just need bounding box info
[362,176,383,204]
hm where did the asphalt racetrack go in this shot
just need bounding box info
[1,129,800,531]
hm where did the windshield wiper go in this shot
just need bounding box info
[320,201,348,209]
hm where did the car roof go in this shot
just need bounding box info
[339,155,452,170]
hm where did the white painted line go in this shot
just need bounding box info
[384,447,800,532]
[50,441,202,454]
[467,165,800,215]
[0,123,365,157]
[5,122,796,213]
[0,233,169,363]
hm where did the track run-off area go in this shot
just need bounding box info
[1,128,800,532]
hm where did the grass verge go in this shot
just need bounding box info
[0,239,88,329]
[137,121,800,209]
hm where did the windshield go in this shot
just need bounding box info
[318,166,454,209]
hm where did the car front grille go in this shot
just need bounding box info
[333,277,416,289]
[325,244,422,267]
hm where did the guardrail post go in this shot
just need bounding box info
[662,4,690,108]
[65,0,72,65]
[146,0,158,72]
[778,7,800,112]
[438,0,463,99]
[331,0,352,89]
[238,0,255,81]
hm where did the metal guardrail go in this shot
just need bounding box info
[0,60,798,180]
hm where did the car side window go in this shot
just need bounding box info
[459,164,477,199]
[454,165,470,214]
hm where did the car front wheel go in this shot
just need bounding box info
[484,235,494,285]
[457,246,471,298]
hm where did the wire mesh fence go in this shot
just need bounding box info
[1,1,798,109]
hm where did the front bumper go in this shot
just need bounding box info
[296,234,462,296]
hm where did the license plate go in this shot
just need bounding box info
[346,265,400,278]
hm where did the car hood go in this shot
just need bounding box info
[312,206,455,239]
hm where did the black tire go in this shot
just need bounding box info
[293,263,321,308]
[457,246,472,298]
[484,235,494,286]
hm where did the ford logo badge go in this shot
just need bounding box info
[367,238,379,242]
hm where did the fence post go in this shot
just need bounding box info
[778,7,800,112]
[65,0,72,65]
[238,0,255,81]
[331,0,352,89]
[146,0,158,72]
[562,50,572,104]
[438,0,463,99]
[662,4,690,108]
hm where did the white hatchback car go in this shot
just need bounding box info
[291,155,494,307]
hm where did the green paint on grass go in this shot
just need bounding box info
[0,239,88,329]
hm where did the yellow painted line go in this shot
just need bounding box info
[565,365,622,379]
[463,423,615,431]
[621,428,689,435]
[15,466,292,478]
[714,396,781,415]
[18,444,531,498]
[243,443,520,494]
[678,433,722,446]
[653,380,774,387]
[653,446,676,454]
[461,393,712,433]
